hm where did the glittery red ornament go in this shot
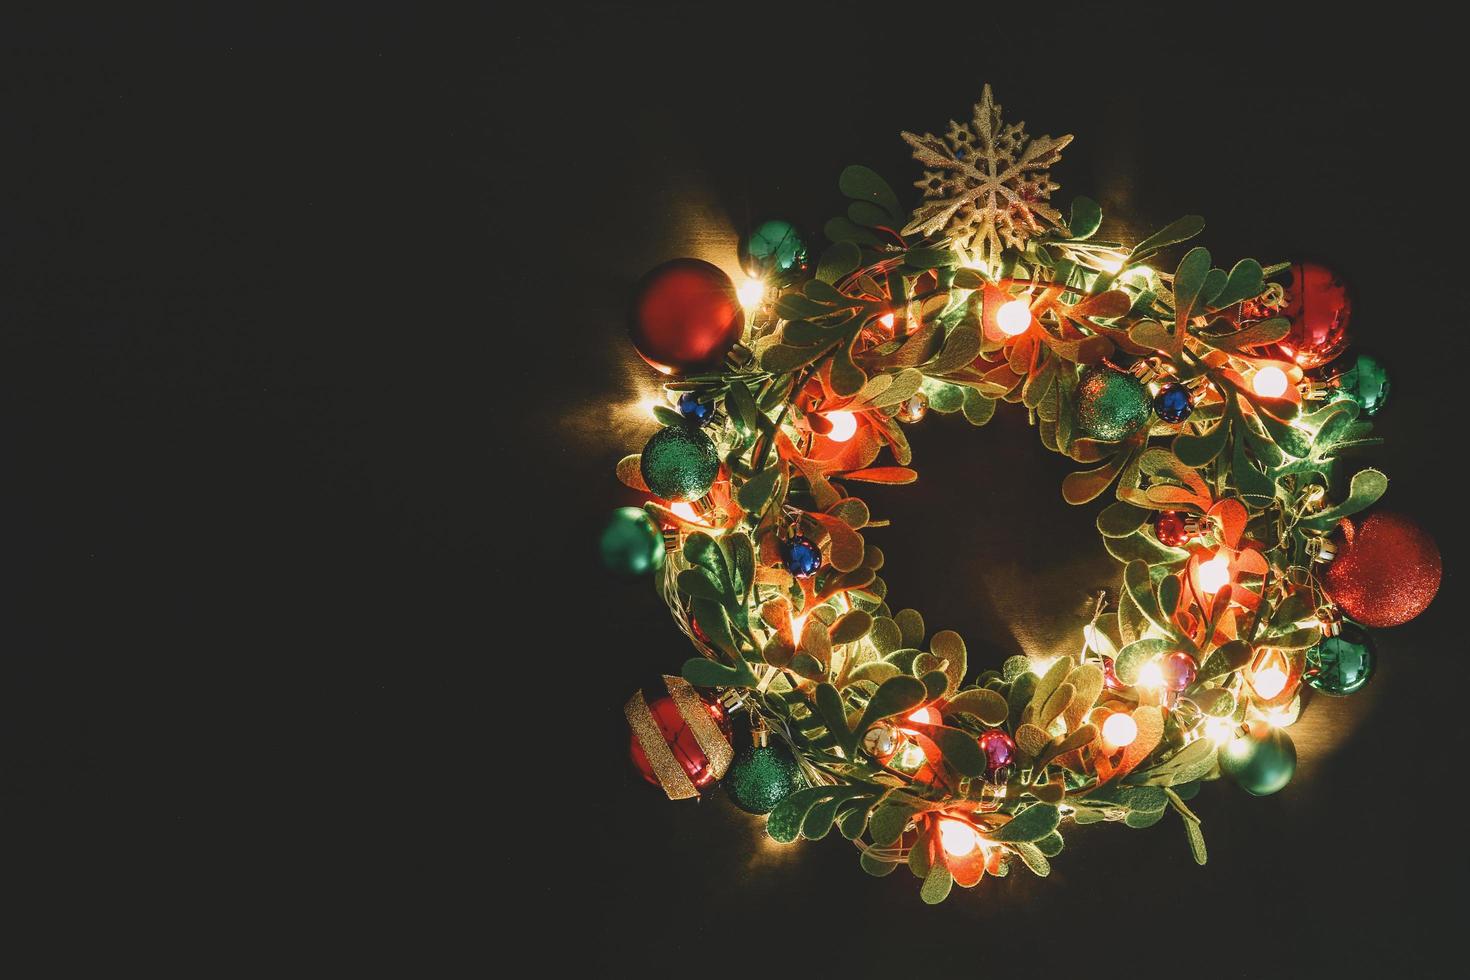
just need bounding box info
[627,258,745,375]
[1256,262,1352,369]
[626,676,734,799]
[1154,511,1191,548]
[1322,512,1441,628]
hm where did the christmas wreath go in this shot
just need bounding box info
[603,86,1441,903]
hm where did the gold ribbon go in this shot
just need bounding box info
[624,676,733,800]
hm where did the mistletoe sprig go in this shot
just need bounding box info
[614,89,1398,903]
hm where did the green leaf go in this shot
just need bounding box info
[838,164,903,221]
[1173,414,1231,467]
[920,864,953,904]
[1114,637,1174,685]
[815,241,862,284]
[1211,258,1264,309]
[1036,831,1065,857]
[1198,639,1253,682]
[1098,500,1151,538]
[676,567,725,601]
[894,608,925,647]
[1010,841,1051,877]
[908,722,988,777]
[1172,247,1213,326]
[825,216,883,247]
[1298,468,1389,531]
[737,465,781,515]
[870,804,918,846]
[860,851,899,876]
[815,682,851,748]
[854,676,928,742]
[1129,215,1205,265]
[1123,560,1169,635]
[829,610,873,644]
[944,687,1008,726]
[680,657,747,689]
[989,804,1061,843]
[1066,196,1102,239]
[1185,815,1208,865]
[724,379,759,435]
[829,339,867,397]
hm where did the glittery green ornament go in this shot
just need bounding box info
[599,507,665,575]
[723,741,803,815]
[739,219,808,280]
[1304,622,1375,696]
[1332,353,1390,416]
[1074,366,1152,441]
[1220,724,1296,796]
[640,424,719,502]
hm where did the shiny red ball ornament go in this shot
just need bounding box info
[1101,655,1125,691]
[1256,262,1352,369]
[1154,511,1192,548]
[626,676,734,799]
[627,258,745,375]
[1321,512,1442,628]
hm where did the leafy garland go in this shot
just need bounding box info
[615,88,1392,903]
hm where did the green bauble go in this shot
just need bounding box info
[1220,725,1297,796]
[1333,353,1390,416]
[723,742,803,815]
[739,219,808,280]
[640,425,719,501]
[1075,366,1153,441]
[1305,623,1375,696]
[599,507,665,575]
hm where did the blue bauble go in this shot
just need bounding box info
[677,391,715,425]
[1153,382,1194,423]
[780,535,822,577]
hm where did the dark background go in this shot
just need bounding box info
[2,3,1465,973]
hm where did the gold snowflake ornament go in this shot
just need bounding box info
[901,85,1073,269]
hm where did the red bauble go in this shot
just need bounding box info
[1322,512,1441,628]
[1154,511,1191,548]
[626,676,733,799]
[1255,262,1352,369]
[628,258,745,375]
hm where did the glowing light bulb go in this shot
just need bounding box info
[906,706,941,727]
[1096,256,1124,274]
[791,613,809,639]
[1204,717,1236,745]
[824,410,858,442]
[1252,665,1288,700]
[1136,660,1165,690]
[878,312,896,330]
[1198,554,1231,594]
[670,501,699,522]
[1101,711,1138,749]
[737,276,766,309]
[938,818,981,857]
[1252,365,1289,398]
[996,298,1032,336]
